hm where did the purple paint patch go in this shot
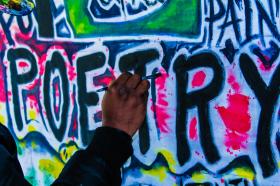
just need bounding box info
[94,111,102,123]
[93,69,116,87]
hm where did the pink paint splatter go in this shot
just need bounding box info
[73,118,77,131]
[215,74,251,152]
[66,63,76,81]
[0,30,8,51]
[27,95,39,112]
[228,74,240,93]
[72,54,77,61]
[224,130,248,150]
[151,68,170,133]
[0,64,6,102]
[70,93,75,105]
[191,71,206,88]
[257,56,275,71]
[26,79,40,90]
[54,83,60,113]
[109,67,117,80]
[38,54,47,76]
[189,117,198,140]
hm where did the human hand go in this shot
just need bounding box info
[101,73,150,136]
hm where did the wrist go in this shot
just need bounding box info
[86,126,133,167]
[102,121,132,136]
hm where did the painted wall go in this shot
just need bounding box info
[0,0,279,185]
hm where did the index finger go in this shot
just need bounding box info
[109,72,131,88]
[135,80,150,95]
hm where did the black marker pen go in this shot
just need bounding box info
[96,72,161,92]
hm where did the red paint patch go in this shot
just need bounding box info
[99,76,115,85]
[192,71,206,88]
[18,61,29,68]
[216,93,251,133]
[189,117,198,140]
[216,74,251,151]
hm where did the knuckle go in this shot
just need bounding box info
[134,74,141,80]
[109,85,119,93]
[123,72,131,78]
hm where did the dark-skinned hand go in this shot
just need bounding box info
[102,73,150,136]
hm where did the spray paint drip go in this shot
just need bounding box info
[0,0,35,16]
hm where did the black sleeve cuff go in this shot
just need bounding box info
[86,126,133,168]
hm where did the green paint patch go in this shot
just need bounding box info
[25,166,38,186]
[64,0,201,38]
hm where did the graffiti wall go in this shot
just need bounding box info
[0,0,280,185]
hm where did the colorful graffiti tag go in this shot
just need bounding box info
[0,0,280,185]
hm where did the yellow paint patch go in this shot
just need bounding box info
[160,149,176,172]
[28,125,36,132]
[191,172,206,183]
[39,158,64,179]
[234,167,255,181]
[141,166,167,182]
[278,161,280,168]
[0,114,6,125]
[19,141,26,148]
[29,109,37,120]
[31,141,37,148]
[59,144,79,162]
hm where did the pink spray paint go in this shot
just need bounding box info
[189,117,198,140]
[151,68,170,134]
[0,64,6,102]
[215,73,251,152]
[191,71,206,88]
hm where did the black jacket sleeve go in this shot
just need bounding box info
[52,126,133,186]
[0,124,31,186]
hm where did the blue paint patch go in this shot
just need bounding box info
[56,19,71,38]
[276,130,280,154]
